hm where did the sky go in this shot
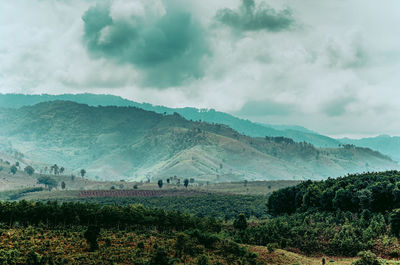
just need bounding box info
[1,0,400,138]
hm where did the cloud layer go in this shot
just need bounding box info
[1,0,400,137]
[82,0,209,87]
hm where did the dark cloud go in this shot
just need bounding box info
[216,0,294,32]
[322,95,356,117]
[82,2,209,88]
[235,99,295,117]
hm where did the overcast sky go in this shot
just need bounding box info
[1,0,400,138]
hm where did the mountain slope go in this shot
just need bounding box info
[0,101,397,181]
[340,135,400,162]
[0,93,341,147]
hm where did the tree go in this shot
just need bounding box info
[84,225,100,251]
[37,176,58,190]
[59,167,65,175]
[10,165,17,175]
[148,247,172,265]
[15,162,20,168]
[80,169,86,178]
[50,164,59,175]
[233,213,248,231]
[158,180,163,189]
[197,255,210,265]
[184,179,189,188]
[390,209,400,237]
[61,181,66,190]
[24,165,35,176]
[166,178,170,184]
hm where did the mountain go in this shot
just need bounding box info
[0,101,396,182]
[0,93,341,147]
[340,135,400,162]
[1,93,399,162]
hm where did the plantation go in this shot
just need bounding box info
[54,193,269,220]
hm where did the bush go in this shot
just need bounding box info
[352,251,381,265]
[196,254,210,265]
[266,243,279,253]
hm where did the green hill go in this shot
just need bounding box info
[0,101,397,181]
[0,93,341,147]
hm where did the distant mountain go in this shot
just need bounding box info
[0,93,341,147]
[340,135,400,162]
[0,101,396,182]
[0,93,398,162]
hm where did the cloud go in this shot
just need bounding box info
[216,0,294,32]
[82,1,209,88]
[322,94,356,117]
[234,99,295,117]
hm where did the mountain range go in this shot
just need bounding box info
[0,93,399,162]
[0,100,397,182]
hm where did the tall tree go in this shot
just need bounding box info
[184,179,189,188]
[80,169,86,178]
[158,180,163,189]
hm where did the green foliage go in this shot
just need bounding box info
[158,180,163,189]
[352,251,381,265]
[196,254,210,265]
[10,165,17,175]
[390,209,400,237]
[37,176,58,190]
[268,171,400,215]
[184,179,189,188]
[233,214,248,231]
[24,165,35,176]
[0,201,221,232]
[57,194,268,220]
[266,243,279,253]
[84,225,100,251]
[148,247,173,265]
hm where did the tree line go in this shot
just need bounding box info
[0,200,221,233]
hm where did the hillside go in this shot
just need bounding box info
[0,93,341,147]
[4,93,400,162]
[341,134,400,162]
[0,101,397,182]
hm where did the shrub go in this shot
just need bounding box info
[352,251,381,265]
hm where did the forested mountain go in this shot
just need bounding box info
[0,101,396,181]
[0,93,341,147]
[2,93,400,163]
[341,135,400,162]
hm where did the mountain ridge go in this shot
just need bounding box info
[0,93,399,162]
[0,100,397,182]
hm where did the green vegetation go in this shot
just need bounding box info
[221,171,400,258]
[0,201,258,265]
[42,194,269,220]
[0,100,396,182]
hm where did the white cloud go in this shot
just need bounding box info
[1,0,400,137]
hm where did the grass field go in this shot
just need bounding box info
[249,247,400,265]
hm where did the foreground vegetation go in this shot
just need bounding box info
[4,171,400,263]
[249,171,400,258]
